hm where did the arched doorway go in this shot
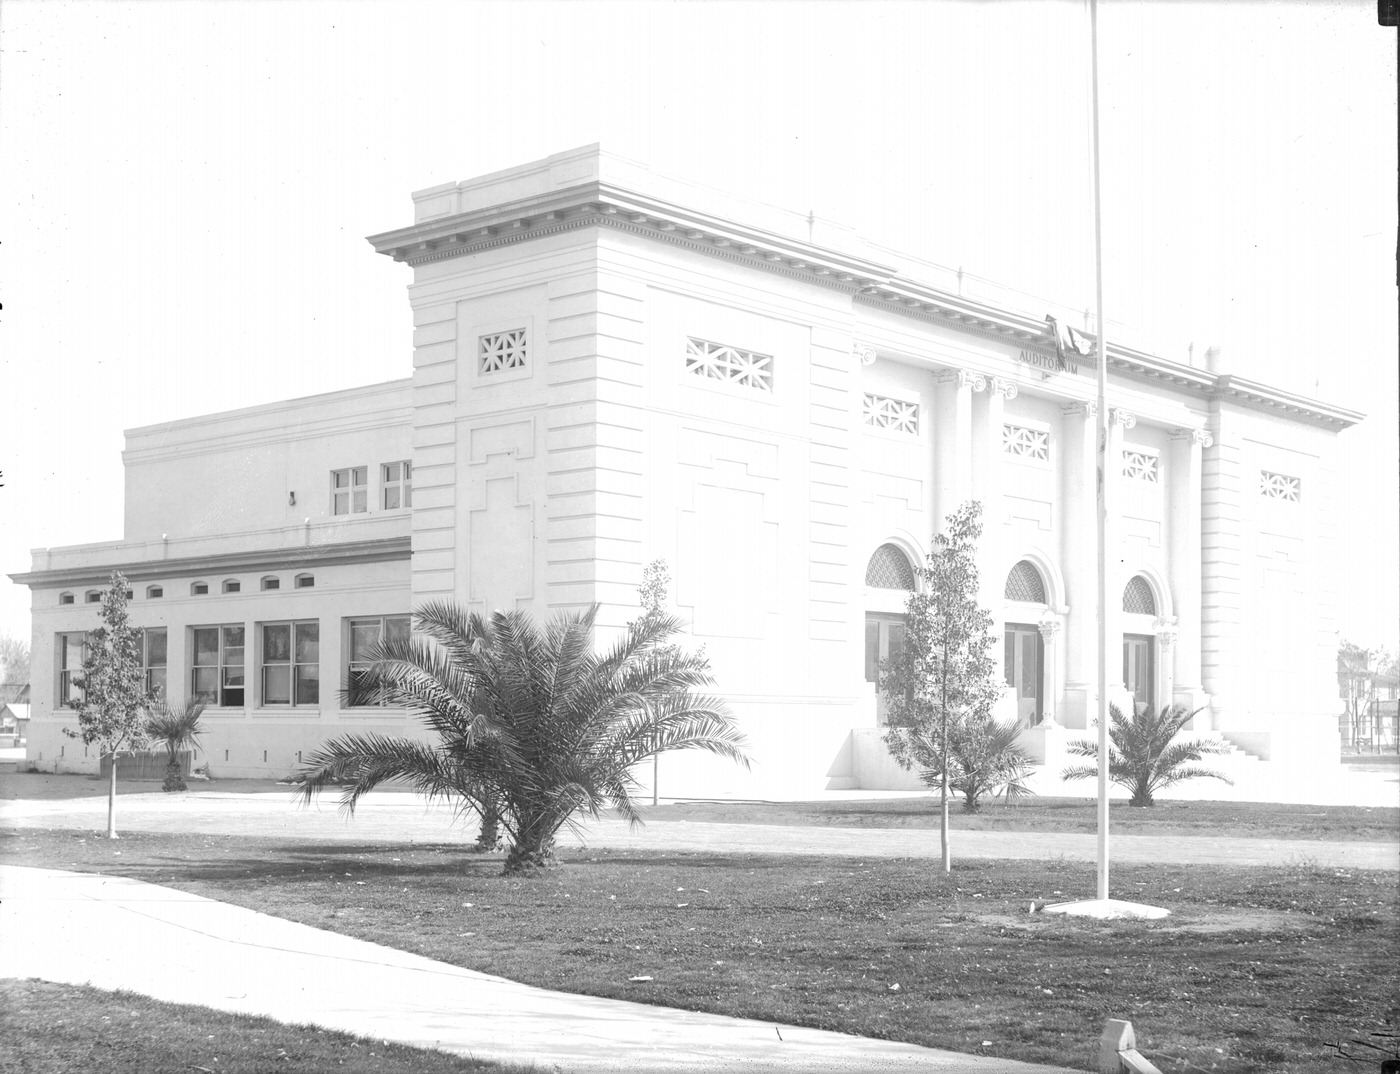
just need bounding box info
[864,543,916,725]
[1003,559,1047,724]
[1121,575,1158,713]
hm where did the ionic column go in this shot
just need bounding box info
[1168,428,1211,723]
[1059,400,1097,728]
[972,377,1016,613]
[1038,616,1063,726]
[932,369,982,530]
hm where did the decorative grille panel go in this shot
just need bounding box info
[1003,423,1049,461]
[863,393,920,434]
[479,329,528,374]
[1259,470,1301,502]
[1122,450,1159,483]
[1004,560,1047,603]
[865,544,916,590]
[685,337,773,392]
[1122,575,1157,615]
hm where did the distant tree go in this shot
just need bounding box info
[146,698,206,792]
[64,573,156,838]
[881,501,1005,871]
[1061,702,1232,807]
[0,634,29,684]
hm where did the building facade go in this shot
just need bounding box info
[13,146,1361,797]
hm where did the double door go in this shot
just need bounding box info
[1004,624,1043,725]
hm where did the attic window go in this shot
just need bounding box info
[261,577,280,591]
[146,585,163,599]
[295,574,315,589]
[191,582,209,596]
[223,580,241,594]
[85,591,102,604]
[59,592,74,605]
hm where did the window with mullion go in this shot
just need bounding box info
[57,632,87,708]
[143,628,168,702]
[346,614,410,706]
[191,625,245,708]
[261,621,319,706]
[331,467,368,516]
[382,461,412,510]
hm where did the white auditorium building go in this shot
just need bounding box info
[13,146,1362,798]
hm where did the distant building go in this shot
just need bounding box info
[10,147,1362,796]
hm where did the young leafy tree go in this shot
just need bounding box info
[299,602,748,875]
[881,501,1004,871]
[63,572,155,838]
[0,633,31,685]
[1061,702,1232,806]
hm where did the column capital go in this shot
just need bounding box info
[853,341,877,367]
[1110,407,1137,429]
[1171,427,1214,448]
[936,368,985,391]
[985,376,1018,400]
[1060,399,1097,418]
[1037,616,1063,641]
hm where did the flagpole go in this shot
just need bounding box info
[1089,0,1111,904]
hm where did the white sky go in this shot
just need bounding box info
[1,0,1396,654]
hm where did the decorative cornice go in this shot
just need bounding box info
[8,537,411,591]
[370,174,1363,434]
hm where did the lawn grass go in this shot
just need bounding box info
[641,796,1400,842]
[0,978,535,1074]
[4,826,1396,1074]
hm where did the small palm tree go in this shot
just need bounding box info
[299,602,748,874]
[1061,702,1232,807]
[900,713,1037,813]
[146,699,206,792]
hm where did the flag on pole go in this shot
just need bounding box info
[1044,315,1096,371]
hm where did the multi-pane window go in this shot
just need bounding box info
[261,621,319,707]
[346,615,412,706]
[1003,424,1049,461]
[1260,470,1301,502]
[192,626,245,708]
[142,628,168,701]
[332,467,368,515]
[862,393,920,435]
[382,461,412,510]
[57,632,86,708]
[479,329,528,374]
[685,337,774,392]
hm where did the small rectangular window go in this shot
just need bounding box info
[261,577,280,591]
[261,621,319,707]
[382,461,412,510]
[59,593,74,605]
[192,582,209,596]
[479,329,528,374]
[346,615,411,706]
[332,467,368,515]
[295,574,315,589]
[223,580,241,594]
[191,625,245,708]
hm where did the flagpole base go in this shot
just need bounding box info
[1038,898,1169,920]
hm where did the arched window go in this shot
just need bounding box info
[865,544,915,590]
[59,592,74,605]
[85,590,102,604]
[191,581,209,596]
[146,585,163,599]
[223,579,241,594]
[1122,575,1156,615]
[261,576,280,591]
[294,573,315,589]
[1004,560,1047,603]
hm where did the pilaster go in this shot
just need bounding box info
[1059,400,1097,728]
[932,368,981,530]
[972,377,1015,614]
[1168,428,1211,721]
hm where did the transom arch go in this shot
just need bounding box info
[1119,563,1173,622]
[999,548,1066,611]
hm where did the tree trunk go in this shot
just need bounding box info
[503,827,555,874]
[471,798,502,853]
[106,752,118,840]
[940,675,950,874]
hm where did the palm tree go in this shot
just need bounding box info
[1061,702,1232,806]
[146,698,206,792]
[298,602,748,874]
[904,713,1037,813]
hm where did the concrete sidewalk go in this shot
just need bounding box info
[3,791,1396,869]
[0,865,1082,1073]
